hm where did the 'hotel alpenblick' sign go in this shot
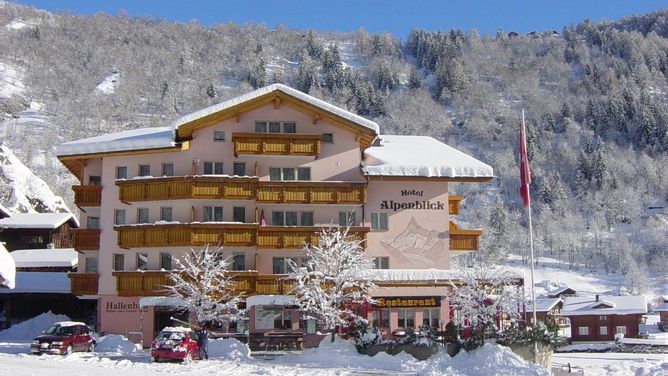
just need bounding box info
[375,297,441,308]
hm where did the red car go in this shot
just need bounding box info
[150,327,200,363]
[30,321,96,355]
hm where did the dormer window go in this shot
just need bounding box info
[255,121,296,133]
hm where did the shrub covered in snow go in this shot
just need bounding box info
[95,335,138,353]
[208,338,251,361]
[0,311,70,341]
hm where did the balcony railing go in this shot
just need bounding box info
[69,273,98,295]
[112,271,295,297]
[72,185,102,207]
[117,176,257,202]
[232,132,321,157]
[256,182,367,205]
[72,229,101,251]
[449,221,481,251]
[115,223,369,249]
[448,195,463,215]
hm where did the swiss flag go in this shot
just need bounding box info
[519,119,531,208]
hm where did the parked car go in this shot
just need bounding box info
[31,321,95,355]
[150,327,200,363]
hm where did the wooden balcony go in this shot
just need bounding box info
[115,223,369,249]
[449,195,463,215]
[117,176,257,202]
[112,271,294,297]
[72,229,101,251]
[232,132,321,157]
[449,221,481,251]
[256,181,367,205]
[69,273,98,295]
[73,185,102,207]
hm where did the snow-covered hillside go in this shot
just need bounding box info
[0,143,70,213]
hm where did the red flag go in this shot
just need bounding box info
[519,116,531,208]
[259,209,266,226]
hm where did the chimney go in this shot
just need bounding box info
[595,294,599,302]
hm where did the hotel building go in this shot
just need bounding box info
[57,84,493,343]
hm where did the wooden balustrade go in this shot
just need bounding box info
[117,177,257,202]
[69,273,98,295]
[73,229,101,251]
[449,221,481,251]
[232,132,321,157]
[256,226,369,249]
[448,195,463,215]
[257,182,367,205]
[72,185,102,207]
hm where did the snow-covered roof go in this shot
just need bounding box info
[56,126,176,157]
[562,295,647,316]
[362,135,494,179]
[139,296,187,308]
[0,272,69,294]
[533,298,562,312]
[0,212,76,229]
[53,321,87,327]
[246,295,297,308]
[546,285,576,297]
[653,303,668,312]
[0,242,16,289]
[171,83,380,134]
[11,248,78,268]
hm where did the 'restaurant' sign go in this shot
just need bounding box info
[374,297,441,308]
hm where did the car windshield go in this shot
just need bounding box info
[155,331,186,341]
[44,325,75,336]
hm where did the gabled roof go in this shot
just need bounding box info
[654,303,668,312]
[0,212,77,229]
[362,135,493,181]
[56,126,175,157]
[534,298,563,312]
[547,286,577,298]
[562,295,647,316]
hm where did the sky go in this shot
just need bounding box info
[13,0,668,38]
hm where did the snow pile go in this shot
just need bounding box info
[208,338,251,361]
[96,335,138,353]
[0,311,70,341]
[95,72,121,95]
[0,242,15,289]
[0,144,71,213]
[443,343,550,376]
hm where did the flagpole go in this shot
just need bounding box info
[521,109,539,362]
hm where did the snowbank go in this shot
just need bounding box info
[96,335,138,353]
[208,338,251,361]
[0,311,70,341]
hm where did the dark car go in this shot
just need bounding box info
[150,327,200,363]
[31,321,96,355]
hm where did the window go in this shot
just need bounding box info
[136,253,148,270]
[137,208,149,223]
[255,121,268,133]
[297,167,311,181]
[256,306,291,330]
[233,207,246,223]
[282,168,295,181]
[272,257,299,274]
[269,122,281,133]
[113,254,124,271]
[339,211,356,226]
[273,309,292,329]
[213,131,225,141]
[374,257,389,269]
[423,308,440,328]
[615,326,627,335]
[88,176,101,185]
[87,216,100,229]
[203,206,223,222]
[283,122,296,133]
[369,309,390,329]
[398,308,415,328]
[114,209,126,225]
[232,254,245,271]
[160,207,173,222]
[272,211,297,226]
[161,163,174,177]
[599,315,607,320]
[578,326,589,336]
[285,211,298,226]
[322,133,334,143]
[371,212,388,230]
[138,164,151,177]
[599,326,608,335]
[233,162,246,176]
[204,162,224,175]
[85,257,98,273]
[160,253,172,270]
[269,168,281,181]
[300,212,314,226]
[116,166,127,179]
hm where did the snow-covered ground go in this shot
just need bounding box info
[552,352,666,376]
[95,72,121,95]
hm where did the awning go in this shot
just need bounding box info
[139,296,187,308]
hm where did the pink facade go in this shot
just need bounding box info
[60,85,491,343]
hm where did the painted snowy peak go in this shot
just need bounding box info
[562,295,647,316]
[56,126,175,156]
[170,83,380,134]
[0,144,71,213]
[362,135,493,178]
[0,242,16,289]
